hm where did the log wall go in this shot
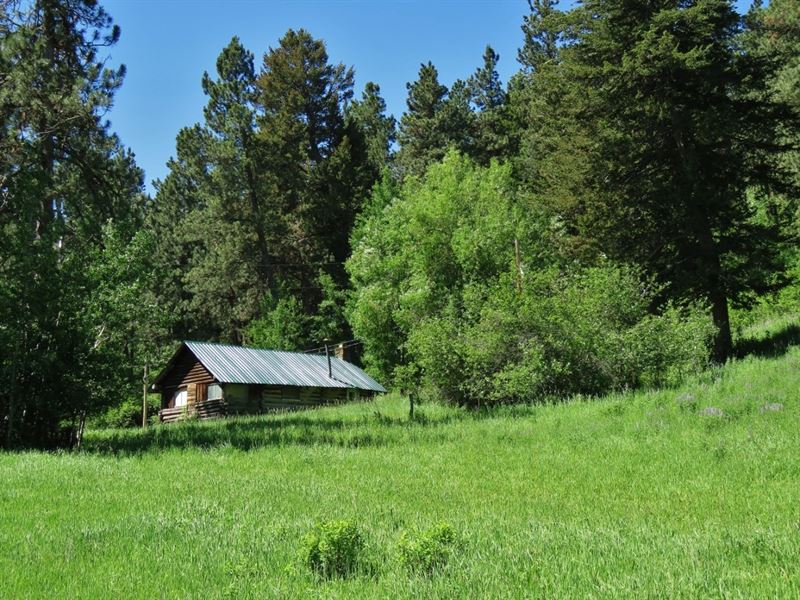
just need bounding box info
[160,348,215,409]
[160,399,226,424]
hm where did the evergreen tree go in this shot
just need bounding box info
[256,27,356,258]
[151,38,269,343]
[189,38,273,342]
[255,29,370,340]
[467,45,511,163]
[0,0,145,447]
[346,82,396,175]
[440,78,475,157]
[399,54,513,175]
[153,31,373,349]
[523,0,798,362]
[509,0,569,183]
[518,0,562,73]
[747,0,800,226]
[470,46,505,112]
[397,62,451,177]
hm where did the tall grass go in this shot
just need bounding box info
[1,329,799,598]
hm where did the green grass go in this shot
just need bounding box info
[2,328,800,598]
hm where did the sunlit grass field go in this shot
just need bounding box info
[2,324,799,598]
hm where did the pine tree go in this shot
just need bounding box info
[192,37,273,342]
[153,31,374,348]
[518,0,562,73]
[748,0,800,206]
[0,0,145,447]
[524,0,798,362]
[346,82,396,175]
[397,62,451,177]
[467,45,511,164]
[151,38,270,343]
[255,28,370,336]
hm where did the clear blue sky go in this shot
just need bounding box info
[103,0,755,195]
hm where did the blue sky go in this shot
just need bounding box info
[103,0,755,195]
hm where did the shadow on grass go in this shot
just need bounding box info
[80,406,478,456]
[734,323,800,360]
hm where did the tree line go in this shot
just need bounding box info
[1,0,798,446]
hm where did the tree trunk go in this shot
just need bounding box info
[75,411,86,449]
[669,110,733,363]
[5,359,18,449]
[696,220,732,363]
[709,288,733,363]
[244,145,272,288]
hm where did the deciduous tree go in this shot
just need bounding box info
[0,0,146,447]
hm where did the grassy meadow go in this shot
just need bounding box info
[2,321,800,598]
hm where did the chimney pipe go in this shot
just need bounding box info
[325,342,332,378]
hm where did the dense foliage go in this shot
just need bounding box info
[348,153,713,405]
[518,0,798,364]
[1,0,798,446]
[148,32,380,345]
[0,0,160,447]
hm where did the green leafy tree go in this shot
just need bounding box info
[82,225,173,426]
[247,292,310,351]
[521,0,798,362]
[348,151,711,403]
[0,0,145,447]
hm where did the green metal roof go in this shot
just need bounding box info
[156,341,386,393]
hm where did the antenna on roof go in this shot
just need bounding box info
[324,339,332,378]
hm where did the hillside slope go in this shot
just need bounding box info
[1,335,799,598]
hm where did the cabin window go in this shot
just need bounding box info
[173,388,188,408]
[207,384,222,401]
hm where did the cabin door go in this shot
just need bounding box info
[174,388,188,408]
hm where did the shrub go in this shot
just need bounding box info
[348,152,715,406]
[299,520,364,579]
[396,522,457,574]
[89,395,161,429]
[447,266,712,404]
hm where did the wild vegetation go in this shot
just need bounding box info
[3,0,798,446]
[2,1,799,595]
[1,318,799,597]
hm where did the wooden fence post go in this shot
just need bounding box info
[142,362,148,428]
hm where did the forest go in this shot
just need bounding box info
[1,0,799,448]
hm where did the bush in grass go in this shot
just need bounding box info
[396,522,457,574]
[299,520,364,579]
[88,395,161,429]
[414,267,714,405]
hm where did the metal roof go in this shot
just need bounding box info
[166,341,386,392]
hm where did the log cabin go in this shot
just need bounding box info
[152,341,386,423]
